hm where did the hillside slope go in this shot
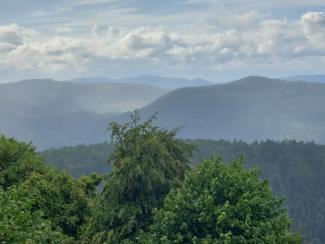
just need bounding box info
[0,79,166,149]
[0,79,167,113]
[3,76,325,149]
[136,76,325,143]
[69,75,212,89]
[284,75,325,83]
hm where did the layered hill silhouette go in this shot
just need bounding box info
[68,75,212,89]
[0,79,167,149]
[284,74,325,83]
[2,76,325,149]
[0,79,167,113]
[134,76,325,143]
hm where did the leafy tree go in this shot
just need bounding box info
[141,158,302,243]
[16,170,91,238]
[42,138,325,243]
[83,112,194,243]
[0,135,46,188]
[0,134,94,240]
[42,143,114,178]
[0,186,70,243]
[79,173,102,197]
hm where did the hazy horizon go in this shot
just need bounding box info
[0,0,324,83]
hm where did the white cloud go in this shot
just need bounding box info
[198,10,266,31]
[0,24,36,47]
[301,12,325,48]
[1,11,325,80]
[5,37,89,72]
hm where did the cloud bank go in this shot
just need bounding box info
[0,11,325,81]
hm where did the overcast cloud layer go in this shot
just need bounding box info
[0,0,324,82]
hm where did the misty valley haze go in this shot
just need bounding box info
[1,75,325,150]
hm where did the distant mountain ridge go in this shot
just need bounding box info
[283,74,325,83]
[130,76,325,143]
[2,76,325,149]
[68,75,213,89]
[0,79,167,149]
[0,79,167,114]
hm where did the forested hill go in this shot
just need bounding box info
[42,139,325,243]
[0,79,167,114]
[284,75,325,83]
[3,76,325,150]
[0,79,167,149]
[68,75,212,89]
[134,76,325,143]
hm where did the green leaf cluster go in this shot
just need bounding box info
[0,135,98,242]
[0,186,69,243]
[83,112,194,243]
[0,135,45,188]
[141,158,302,243]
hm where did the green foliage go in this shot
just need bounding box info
[0,186,70,243]
[141,158,302,243]
[83,112,194,243]
[0,129,313,243]
[79,173,102,197]
[44,139,325,243]
[191,139,325,243]
[42,143,114,178]
[17,170,90,238]
[0,134,94,241]
[0,135,46,188]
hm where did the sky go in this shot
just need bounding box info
[0,0,325,83]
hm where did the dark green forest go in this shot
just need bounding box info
[0,114,303,243]
[42,138,325,243]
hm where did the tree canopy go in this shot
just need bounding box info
[82,112,194,243]
[0,134,99,242]
[0,186,70,243]
[0,135,46,188]
[43,139,325,243]
[141,158,301,243]
[0,114,304,243]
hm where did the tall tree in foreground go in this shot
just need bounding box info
[141,158,302,243]
[83,112,194,243]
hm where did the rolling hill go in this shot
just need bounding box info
[68,75,212,89]
[133,76,325,143]
[0,79,167,114]
[2,76,325,149]
[0,79,167,149]
[284,75,325,83]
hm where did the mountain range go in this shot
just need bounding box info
[1,76,325,149]
[68,75,212,89]
[0,79,166,149]
[132,76,325,143]
[0,79,167,114]
[283,75,325,83]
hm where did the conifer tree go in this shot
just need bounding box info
[83,112,194,243]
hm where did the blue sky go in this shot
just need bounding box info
[0,0,325,83]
